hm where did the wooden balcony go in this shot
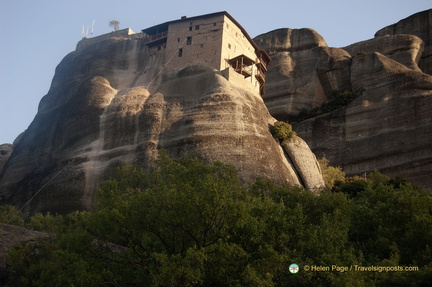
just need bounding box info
[228,54,255,78]
[145,31,168,47]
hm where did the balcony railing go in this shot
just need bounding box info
[234,65,253,78]
[146,31,168,43]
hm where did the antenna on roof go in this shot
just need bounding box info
[82,20,96,39]
[90,20,96,35]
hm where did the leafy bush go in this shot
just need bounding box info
[27,212,65,233]
[0,205,24,226]
[318,157,346,189]
[271,121,297,144]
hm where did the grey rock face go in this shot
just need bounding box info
[0,144,13,172]
[0,224,48,269]
[375,9,432,75]
[343,34,424,71]
[254,28,328,53]
[282,138,324,192]
[294,52,432,191]
[255,11,432,192]
[0,36,324,215]
[254,29,352,121]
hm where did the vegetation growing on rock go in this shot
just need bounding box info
[271,121,297,144]
[296,90,358,121]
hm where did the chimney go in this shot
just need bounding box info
[181,16,188,19]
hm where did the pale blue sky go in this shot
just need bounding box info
[0,0,430,144]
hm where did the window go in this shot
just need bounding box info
[213,23,217,26]
[189,26,192,31]
[200,44,204,48]
[187,36,192,45]
[228,43,231,49]
[178,38,181,42]
[178,48,183,57]
[195,25,200,30]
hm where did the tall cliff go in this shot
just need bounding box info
[254,9,432,191]
[0,34,324,215]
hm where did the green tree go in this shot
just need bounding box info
[85,152,280,285]
[27,212,64,233]
[318,157,346,189]
[336,173,432,286]
[5,156,432,286]
[0,205,24,226]
[252,179,365,286]
[348,175,432,266]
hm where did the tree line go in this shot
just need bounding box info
[1,152,431,286]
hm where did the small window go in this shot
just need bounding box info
[178,38,181,42]
[187,36,192,45]
[200,44,204,48]
[195,25,200,30]
[228,43,231,49]
[213,23,217,26]
[178,48,183,57]
[189,26,192,31]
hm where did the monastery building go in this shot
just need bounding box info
[141,11,270,95]
[76,11,270,95]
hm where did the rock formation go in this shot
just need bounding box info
[254,28,352,121]
[343,34,424,71]
[0,223,48,285]
[0,224,48,269]
[2,9,431,215]
[0,144,13,174]
[282,137,324,191]
[255,9,432,191]
[375,9,432,75]
[0,35,324,215]
[294,52,432,190]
